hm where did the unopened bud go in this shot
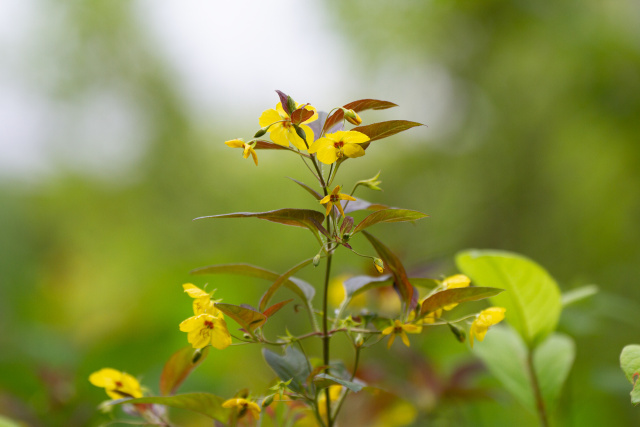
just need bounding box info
[355,334,364,347]
[293,124,307,143]
[243,333,251,340]
[373,258,384,273]
[286,96,297,117]
[262,394,275,407]
[313,254,321,267]
[343,109,362,126]
[448,323,466,343]
[192,348,203,363]
[254,127,267,138]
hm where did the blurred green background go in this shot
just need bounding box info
[1,1,639,426]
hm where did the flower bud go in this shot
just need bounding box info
[373,258,384,273]
[448,323,466,343]
[192,348,203,363]
[293,124,307,143]
[254,128,267,138]
[262,394,274,407]
[355,334,364,347]
[343,109,362,126]
[313,254,321,267]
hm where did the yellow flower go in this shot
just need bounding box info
[225,139,258,166]
[469,307,506,347]
[441,274,471,311]
[319,185,356,217]
[89,368,143,400]
[381,320,422,349]
[308,131,370,165]
[182,283,221,317]
[259,102,317,150]
[222,398,261,420]
[179,313,232,349]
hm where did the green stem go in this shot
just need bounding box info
[330,346,361,424]
[527,349,549,427]
[322,251,334,427]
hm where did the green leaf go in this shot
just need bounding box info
[275,90,292,115]
[190,263,315,303]
[561,284,598,307]
[620,344,640,405]
[287,177,322,200]
[419,287,505,317]
[313,373,364,393]
[108,393,231,422]
[351,120,424,142]
[342,197,390,214]
[322,99,398,134]
[362,231,416,314]
[259,258,313,312]
[352,209,428,234]
[473,326,575,413]
[194,208,325,243]
[160,346,210,396]
[456,250,562,348]
[263,299,294,318]
[215,303,267,331]
[263,347,311,394]
[290,105,314,125]
[343,274,392,298]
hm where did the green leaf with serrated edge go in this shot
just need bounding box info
[561,284,598,307]
[473,326,574,413]
[352,209,428,234]
[215,303,266,331]
[362,231,416,314]
[263,347,311,394]
[263,299,294,318]
[419,287,504,317]
[160,346,210,396]
[351,120,424,143]
[194,208,324,243]
[314,373,364,393]
[190,263,315,303]
[456,250,562,348]
[107,393,231,422]
[342,197,390,214]
[287,177,322,200]
[259,258,313,312]
[322,99,398,134]
[620,345,640,405]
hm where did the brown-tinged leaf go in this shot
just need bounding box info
[253,140,289,150]
[108,393,231,422]
[160,346,210,396]
[310,217,330,238]
[259,258,313,312]
[322,99,398,134]
[353,209,429,234]
[215,303,267,331]
[352,120,424,142]
[287,177,322,200]
[420,287,505,317]
[290,105,314,125]
[275,90,291,115]
[190,263,315,302]
[362,231,416,314]
[342,197,390,214]
[263,299,294,318]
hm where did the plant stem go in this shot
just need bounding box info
[322,251,334,427]
[527,349,549,427]
[330,345,361,425]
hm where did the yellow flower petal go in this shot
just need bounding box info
[338,193,357,201]
[259,108,283,128]
[342,143,366,159]
[286,126,308,150]
[179,315,203,332]
[342,130,370,144]
[249,147,258,166]
[308,138,332,154]
[387,333,396,349]
[400,330,411,347]
[89,368,121,388]
[225,139,245,149]
[183,283,209,299]
[269,124,290,147]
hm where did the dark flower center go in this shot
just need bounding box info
[204,320,214,329]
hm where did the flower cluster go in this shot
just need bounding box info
[179,283,232,350]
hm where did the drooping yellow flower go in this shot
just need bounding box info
[469,307,506,347]
[225,139,258,166]
[319,185,356,217]
[308,130,370,165]
[222,397,261,420]
[89,368,143,400]
[179,313,232,349]
[259,102,317,150]
[381,320,422,349]
[182,283,221,317]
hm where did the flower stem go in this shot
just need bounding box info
[527,349,549,427]
[322,251,334,427]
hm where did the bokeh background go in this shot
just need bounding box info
[1,1,639,426]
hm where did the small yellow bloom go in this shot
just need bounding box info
[469,307,506,347]
[381,320,422,349]
[308,131,370,165]
[225,139,258,166]
[222,398,261,420]
[319,185,356,217]
[441,274,471,311]
[179,313,232,350]
[259,102,318,150]
[343,109,362,126]
[182,283,221,317]
[89,368,143,400]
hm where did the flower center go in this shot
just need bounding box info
[115,381,123,388]
[204,320,214,329]
[394,326,403,333]
[330,194,340,203]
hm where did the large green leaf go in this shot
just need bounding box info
[259,258,313,312]
[352,209,428,234]
[419,287,504,317]
[456,250,562,347]
[473,327,574,413]
[620,344,640,405]
[263,346,311,394]
[322,99,398,134]
[362,231,416,313]
[194,209,324,243]
[215,303,266,331]
[108,393,231,422]
[352,120,424,142]
[160,346,209,396]
[190,263,315,303]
